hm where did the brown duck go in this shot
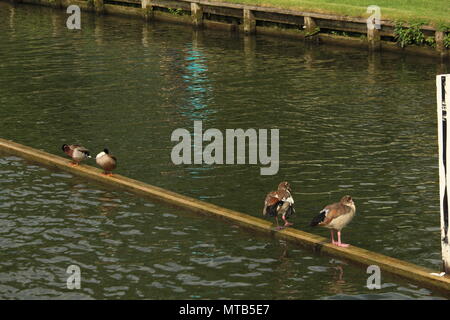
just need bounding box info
[61,144,91,166]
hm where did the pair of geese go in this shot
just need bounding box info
[263,181,356,248]
[62,144,117,176]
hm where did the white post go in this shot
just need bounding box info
[437,74,450,274]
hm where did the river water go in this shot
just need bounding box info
[0,2,448,299]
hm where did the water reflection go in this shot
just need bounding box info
[95,18,104,46]
[142,24,150,48]
[327,264,347,295]
[51,11,61,37]
[9,6,15,32]
[243,35,256,72]
[181,34,213,121]
[98,194,120,217]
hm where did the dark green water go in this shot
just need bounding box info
[0,2,449,299]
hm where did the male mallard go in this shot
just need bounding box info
[96,148,117,176]
[263,181,295,230]
[61,144,91,166]
[310,195,356,247]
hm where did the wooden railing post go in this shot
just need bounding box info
[191,3,203,28]
[436,31,447,58]
[243,8,256,34]
[367,24,381,51]
[142,0,154,21]
[304,16,316,33]
[303,16,319,42]
[94,0,104,14]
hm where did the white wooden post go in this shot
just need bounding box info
[191,3,203,28]
[142,0,153,21]
[437,74,450,274]
[243,8,256,34]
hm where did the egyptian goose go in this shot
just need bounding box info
[263,181,295,230]
[96,148,117,176]
[61,144,91,166]
[310,195,356,247]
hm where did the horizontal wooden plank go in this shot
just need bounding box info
[253,10,304,26]
[202,4,243,18]
[152,0,192,10]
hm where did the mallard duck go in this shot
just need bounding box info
[96,148,117,176]
[61,144,91,166]
[263,181,295,230]
[310,195,356,247]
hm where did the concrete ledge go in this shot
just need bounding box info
[0,137,449,295]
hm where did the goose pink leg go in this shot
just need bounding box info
[282,215,293,227]
[275,216,283,230]
[336,231,349,247]
[330,230,337,245]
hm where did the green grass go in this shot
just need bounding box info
[221,0,449,26]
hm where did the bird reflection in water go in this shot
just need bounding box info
[273,241,301,299]
[98,194,120,217]
[327,261,349,295]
